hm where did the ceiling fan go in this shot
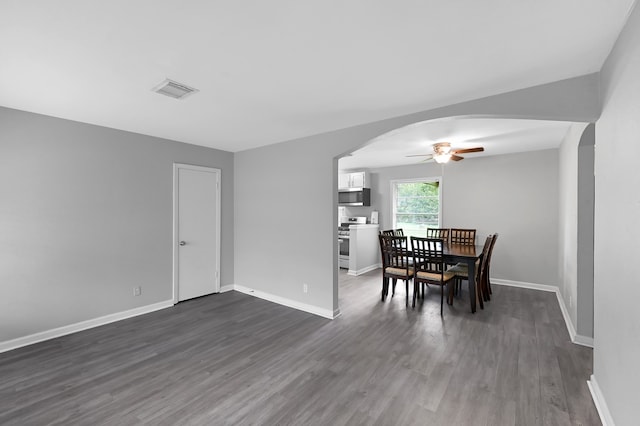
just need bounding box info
[407,142,484,164]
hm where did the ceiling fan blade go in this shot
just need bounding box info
[452,147,484,154]
[419,155,434,161]
[450,154,464,161]
[406,154,432,157]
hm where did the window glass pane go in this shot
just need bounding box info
[394,180,440,238]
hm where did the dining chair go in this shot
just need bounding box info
[378,234,414,305]
[450,228,476,245]
[483,233,498,299]
[447,235,492,309]
[410,237,455,314]
[426,228,449,243]
[380,228,404,236]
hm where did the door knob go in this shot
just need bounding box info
[179,241,186,246]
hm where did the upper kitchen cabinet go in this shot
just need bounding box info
[339,171,368,189]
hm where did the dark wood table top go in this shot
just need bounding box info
[442,243,483,258]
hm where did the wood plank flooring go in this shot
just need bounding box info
[0,270,600,425]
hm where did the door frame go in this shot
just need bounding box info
[172,163,221,304]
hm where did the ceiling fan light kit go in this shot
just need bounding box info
[407,141,484,164]
[434,153,452,163]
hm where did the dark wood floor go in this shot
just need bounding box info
[0,270,600,425]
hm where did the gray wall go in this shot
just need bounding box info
[365,150,559,286]
[557,123,582,332]
[556,122,595,340]
[576,124,595,338]
[594,2,640,424]
[0,107,234,342]
[235,74,599,315]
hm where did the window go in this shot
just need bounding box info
[391,178,441,238]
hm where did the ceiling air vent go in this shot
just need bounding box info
[152,78,199,100]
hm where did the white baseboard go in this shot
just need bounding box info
[491,278,558,293]
[588,375,615,426]
[491,278,594,348]
[348,263,381,276]
[572,333,594,347]
[233,284,339,320]
[0,300,174,354]
[220,285,234,293]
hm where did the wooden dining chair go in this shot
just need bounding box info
[426,228,449,243]
[410,237,455,314]
[450,228,476,245]
[483,233,498,299]
[447,235,492,309]
[380,228,404,236]
[378,234,414,305]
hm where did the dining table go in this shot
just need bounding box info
[388,237,485,313]
[442,243,485,313]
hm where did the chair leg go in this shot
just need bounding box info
[487,265,493,295]
[392,278,397,296]
[484,274,491,301]
[405,280,409,306]
[381,277,388,301]
[476,279,484,310]
[453,278,460,296]
[440,284,444,316]
[412,281,418,308]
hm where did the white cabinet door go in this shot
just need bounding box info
[339,171,367,188]
[338,173,350,189]
[350,172,366,188]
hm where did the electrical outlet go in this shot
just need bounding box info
[303,283,308,293]
[133,286,142,296]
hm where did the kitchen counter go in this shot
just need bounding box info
[347,224,380,276]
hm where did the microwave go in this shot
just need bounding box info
[338,188,371,206]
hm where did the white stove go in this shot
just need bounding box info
[338,217,367,268]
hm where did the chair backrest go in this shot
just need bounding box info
[450,228,476,246]
[380,228,404,236]
[477,235,494,281]
[485,233,498,274]
[379,234,411,269]
[410,237,446,274]
[426,228,449,242]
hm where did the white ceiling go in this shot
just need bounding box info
[339,117,574,170]
[0,1,635,153]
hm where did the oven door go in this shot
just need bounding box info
[339,236,350,257]
[338,236,350,268]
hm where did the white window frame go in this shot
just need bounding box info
[390,176,443,236]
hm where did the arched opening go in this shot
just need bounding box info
[335,115,591,316]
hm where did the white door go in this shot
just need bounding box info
[173,164,221,302]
